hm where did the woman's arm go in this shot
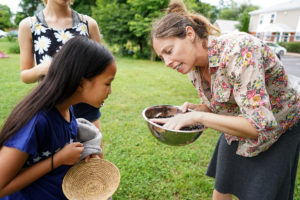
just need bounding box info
[18,18,50,84]
[151,111,259,139]
[0,142,84,197]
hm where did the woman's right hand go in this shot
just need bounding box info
[55,142,84,166]
[181,102,212,113]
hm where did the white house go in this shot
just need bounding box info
[214,19,239,34]
[249,0,300,42]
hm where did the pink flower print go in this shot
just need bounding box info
[259,88,265,96]
[247,89,256,99]
[241,48,248,57]
[222,81,229,88]
[209,49,216,56]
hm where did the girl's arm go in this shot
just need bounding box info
[151,111,258,139]
[0,142,84,197]
[18,18,51,84]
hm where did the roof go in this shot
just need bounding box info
[214,19,239,34]
[249,0,300,15]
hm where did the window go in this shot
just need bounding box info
[270,14,275,24]
[259,15,264,24]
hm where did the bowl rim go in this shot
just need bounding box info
[142,104,205,133]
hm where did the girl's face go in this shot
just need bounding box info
[152,27,208,74]
[80,62,117,108]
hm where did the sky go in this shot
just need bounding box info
[0,0,297,14]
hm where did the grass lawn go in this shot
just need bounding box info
[0,40,299,199]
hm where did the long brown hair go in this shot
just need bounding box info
[151,0,220,44]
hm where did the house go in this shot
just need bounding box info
[248,0,300,42]
[214,19,239,34]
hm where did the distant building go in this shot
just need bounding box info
[249,0,300,42]
[214,19,239,34]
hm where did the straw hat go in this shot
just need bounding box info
[62,158,120,200]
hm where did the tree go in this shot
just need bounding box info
[93,0,169,59]
[235,4,258,32]
[0,5,13,30]
[72,0,96,16]
[188,0,219,23]
[14,0,43,25]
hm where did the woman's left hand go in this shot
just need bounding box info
[150,112,200,130]
[84,154,101,162]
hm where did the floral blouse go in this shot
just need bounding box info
[189,33,300,157]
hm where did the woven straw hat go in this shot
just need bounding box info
[62,158,120,200]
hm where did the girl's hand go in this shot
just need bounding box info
[181,102,211,113]
[55,142,84,165]
[84,154,101,162]
[150,112,200,130]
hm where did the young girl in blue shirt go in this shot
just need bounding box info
[0,36,117,199]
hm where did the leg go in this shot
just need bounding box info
[92,118,104,159]
[213,189,232,200]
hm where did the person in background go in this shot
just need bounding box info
[0,36,116,199]
[150,1,300,199]
[18,0,104,157]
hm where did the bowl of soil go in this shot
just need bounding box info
[142,105,206,146]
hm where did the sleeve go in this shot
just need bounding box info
[3,113,47,157]
[229,38,279,148]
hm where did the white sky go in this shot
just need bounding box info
[0,0,297,13]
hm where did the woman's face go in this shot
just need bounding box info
[152,36,197,74]
[80,62,117,108]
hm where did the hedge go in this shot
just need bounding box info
[278,42,300,53]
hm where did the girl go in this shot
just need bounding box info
[0,36,116,199]
[18,0,103,143]
[151,1,300,199]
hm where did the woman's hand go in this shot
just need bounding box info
[150,112,201,130]
[181,102,211,112]
[55,142,84,166]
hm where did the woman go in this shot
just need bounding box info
[0,36,116,199]
[150,1,300,199]
[18,0,104,157]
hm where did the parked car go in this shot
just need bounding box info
[0,29,7,38]
[264,41,287,59]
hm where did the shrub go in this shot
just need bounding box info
[278,42,300,53]
[8,42,20,54]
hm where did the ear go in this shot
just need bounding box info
[76,78,86,93]
[185,26,196,42]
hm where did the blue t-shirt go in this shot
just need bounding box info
[1,107,77,200]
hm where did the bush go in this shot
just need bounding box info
[278,42,300,53]
[8,42,20,54]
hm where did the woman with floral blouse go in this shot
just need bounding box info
[151,1,300,200]
[17,0,105,157]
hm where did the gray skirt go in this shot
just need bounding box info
[206,121,300,200]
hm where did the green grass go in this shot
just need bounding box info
[0,40,299,200]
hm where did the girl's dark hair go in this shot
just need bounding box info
[0,36,114,147]
[151,0,220,44]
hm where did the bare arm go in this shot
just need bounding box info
[0,143,84,197]
[86,16,102,44]
[18,17,50,84]
[151,104,258,139]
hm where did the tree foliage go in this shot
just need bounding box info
[72,0,96,16]
[14,0,43,25]
[93,0,169,58]
[0,4,13,29]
